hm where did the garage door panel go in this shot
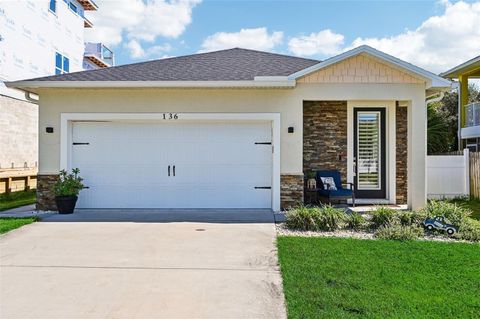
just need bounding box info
[72,121,272,209]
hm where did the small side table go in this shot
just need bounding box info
[305,188,322,205]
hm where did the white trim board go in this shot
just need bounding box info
[60,112,281,212]
[7,80,296,93]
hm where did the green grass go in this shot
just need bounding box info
[0,217,38,234]
[0,189,36,211]
[448,198,480,220]
[277,237,480,319]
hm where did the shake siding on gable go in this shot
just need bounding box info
[297,54,425,84]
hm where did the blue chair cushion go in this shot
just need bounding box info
[316,170,343,190]
[318,188,353,198]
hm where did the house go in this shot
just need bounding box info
[441,55,480,152]
[0,0,113,184]
[6,46,451,211]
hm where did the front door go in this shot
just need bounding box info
[354,108,386,198]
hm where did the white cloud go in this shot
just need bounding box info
[346,1,480,73]
[125,40,145,58]
[200,28,283,52]
[288,29,344,56]
[287,1,480,73]
[125,40,171,58]
[85,0,201,56]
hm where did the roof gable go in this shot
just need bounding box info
[440,54,480,79]
[290,45,451,89]
[297,53,425,84]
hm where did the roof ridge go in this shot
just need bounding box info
[21,47,319,82]
[229,47,320,63]
[14,47,321,83]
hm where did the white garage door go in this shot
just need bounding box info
[72,121,273,209]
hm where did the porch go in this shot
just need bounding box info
[301,100,409,208]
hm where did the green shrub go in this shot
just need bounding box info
[284,205,346,231]
[455,218,480,242]
[54,168,84,196]
[345,212,366,230]
[285,206,322,231]
[397,210,427,226]
[370,206,397,228]
[419,200,471,226]
[317,205,345,231]
[375,225,424,241]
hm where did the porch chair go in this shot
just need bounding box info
[316,170,355,207]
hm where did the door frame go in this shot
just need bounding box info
[353,108,386,198]
[347,101,397,203]
[60,112,281,211]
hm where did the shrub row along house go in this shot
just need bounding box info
[7,45,452,211]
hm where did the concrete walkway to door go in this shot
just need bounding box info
[0,210,286,319]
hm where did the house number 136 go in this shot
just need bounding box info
[163,113,178,120]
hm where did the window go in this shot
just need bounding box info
[68,2,77,14]
[49,0,56,13]
[55,52,69,74]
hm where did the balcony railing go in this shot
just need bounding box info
[84,42,114,68]
[466,102,480,127]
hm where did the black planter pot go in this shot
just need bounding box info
[55,195,78,214]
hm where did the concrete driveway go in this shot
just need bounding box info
[0,210,286,319]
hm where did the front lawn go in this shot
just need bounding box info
[278,237,480,319]
[0,189,36,211]
[0,217,38,235]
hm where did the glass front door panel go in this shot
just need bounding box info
[357,111,381,190]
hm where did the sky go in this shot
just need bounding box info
[84,0,480,74]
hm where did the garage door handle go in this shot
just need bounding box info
[173,165,175,176]
[168,165,170,176]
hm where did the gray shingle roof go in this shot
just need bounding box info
[27,48,320,82]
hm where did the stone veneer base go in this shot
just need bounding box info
[281,174,304,210]
[36,174,59,211]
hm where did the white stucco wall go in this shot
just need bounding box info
[37,82,427,208]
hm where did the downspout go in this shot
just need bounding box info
[426,91,445,105]
[24,92,39,104]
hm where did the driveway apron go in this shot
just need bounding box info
[0,210,286,319]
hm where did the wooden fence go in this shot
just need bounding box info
[0,169,37,194]
[470,152,480,199]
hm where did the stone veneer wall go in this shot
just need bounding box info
[396,105,408,204]
[303,101,348,178]
[36,174,59,211]
[281,174,304,210]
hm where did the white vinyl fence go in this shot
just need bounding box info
[427,149,470,199]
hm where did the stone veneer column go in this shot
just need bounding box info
[396,105,408,204]
[36,174,59,211]
[280,174,304,210]
[303,101,348,177]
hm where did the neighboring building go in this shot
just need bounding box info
[441,56,480,152]
[8,46,452,211]
[0,0,113,172]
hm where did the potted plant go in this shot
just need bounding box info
[306,171,317,189]
[54,168,84,214]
